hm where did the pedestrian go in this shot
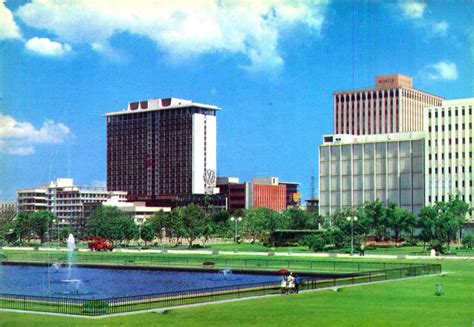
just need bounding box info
[280,275,287,294]
[294,273,300,293]
[360,243,365,256]
[287,273,295,294]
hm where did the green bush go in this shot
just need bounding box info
[462,233,474,249]
[306,235,327,252]
[430,240,445,254]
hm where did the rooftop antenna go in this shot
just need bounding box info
[311,169,315,199]
[352,0,355,90]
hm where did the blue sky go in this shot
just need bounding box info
[0,0,473,201]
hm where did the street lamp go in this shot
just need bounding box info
[230,217,242,243]
[346,216,358,255]
[52,219,59,248]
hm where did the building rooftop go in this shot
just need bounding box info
[105,97,221,116]
[321,131,426,145]
[333,74,444,100]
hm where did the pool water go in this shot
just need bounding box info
[0,264,282,299]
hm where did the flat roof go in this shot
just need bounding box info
[104,97,220,117]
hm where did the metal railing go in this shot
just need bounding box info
[2,251,427,273]
[0,258,441,316]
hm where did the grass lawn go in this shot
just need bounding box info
[0,253,473,327]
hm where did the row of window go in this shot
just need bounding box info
[428,106,472,118]
[428,166,473,174]
[429,194,473,203]
[428,152,473,160]
[428,122,473,132]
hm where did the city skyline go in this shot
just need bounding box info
[1,1,473,201]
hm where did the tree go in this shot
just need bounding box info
[141,224,155,246]
[30,211,55,244]
[211,210,231,237]
[364,200,388,241]
[178,204,211,248]
[418,206,438,248]
[332,208,370,246]
[86,206,138,245]
[86,206,124,238]
[385,203,416,242]
[446,194,471,249]
[60,226,73,241]
[147,210,172,242]
[282,208,316,230]
[243,208,287,244]
[13,212,33,243]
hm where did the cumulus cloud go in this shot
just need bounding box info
[25,37,72,56]
[16,0,328,71]
[0,1,22,40]
[0,113,70,155]
[420,60,458,81]
[399,1,425,19]
[397,1,448,37]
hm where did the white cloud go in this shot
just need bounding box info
[399,1,426,19]
[420,60,458,81]
[25,37,72,57]
[16,0,328,71]
[0,1,22,40]
[397,1,448,37]
[0,113,70,155]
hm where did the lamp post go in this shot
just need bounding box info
[230,217,242,242]
[52,219,59,248]
[346,216,358,255]
[161,227,166,252]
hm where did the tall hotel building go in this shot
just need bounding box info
[106,98,219,203]
[334,74,443,135]
[425,98,474,218]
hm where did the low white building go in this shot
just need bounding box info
[17,178,127,229]
[319,132,425,216]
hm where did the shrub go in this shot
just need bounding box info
[306,235,327,252]
[462,233,474,249]
[430,240,445,254]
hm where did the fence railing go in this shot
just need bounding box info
[1,251,426,273]
[0,260,441,316]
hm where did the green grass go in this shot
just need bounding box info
[1,250,472,326]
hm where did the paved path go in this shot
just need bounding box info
[2,246,473,260]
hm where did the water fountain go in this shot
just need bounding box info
[51,262,61,272]
[220,268,232,280]
[61,233,82,294]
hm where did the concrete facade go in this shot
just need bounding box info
[425,98,474,218]
[333,74,443,135]
[319,132,425,216]
[17,178,127,229]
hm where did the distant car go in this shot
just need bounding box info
[87,237,113,251]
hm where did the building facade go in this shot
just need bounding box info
[17,178,127,229]
[319,132,425,216]
[106,98,219,203]
[425,98,474,218]
[217,177,299,213]
[333,74,443,135]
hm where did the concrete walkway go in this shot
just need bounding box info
[2,246,473,260]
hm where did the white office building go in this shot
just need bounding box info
[425,98,474,218]
[319,132,425,216]
[17,178,127,229]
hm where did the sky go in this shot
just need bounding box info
[0,0,473,201]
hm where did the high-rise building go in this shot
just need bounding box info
[333,74,443,135]
[105,98,219,203]
[425,98,474,218]
[17,178,127,229]
[319,132,425,216]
